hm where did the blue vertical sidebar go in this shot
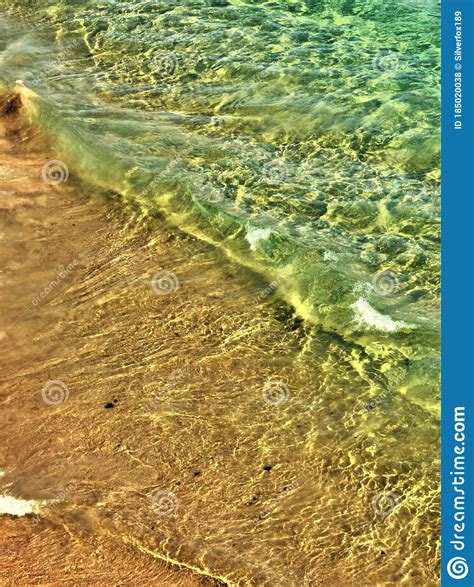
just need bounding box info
[441,0,474,585]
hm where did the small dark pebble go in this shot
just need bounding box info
[409,289,425,302]
[289,316,304,331]
[263,465,273,472]
[104,402,114,409]
[193,471,201,477]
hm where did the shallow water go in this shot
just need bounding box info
[0,0,440,409]
[0,1,440,584]
[0,138,439,584]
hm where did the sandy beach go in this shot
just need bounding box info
[0,93,228,585]
[0,92,318,586]
[0,91,440,586]
[0,0,442,582]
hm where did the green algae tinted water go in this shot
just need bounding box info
[1,3,440,405]
[0,1,441,584]
[0,0,440,412]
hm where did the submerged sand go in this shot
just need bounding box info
[0,94,222,586]
[0,93,439,586]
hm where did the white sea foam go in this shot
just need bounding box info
[0,495,43,516]
[245,226,272,251]
[351,298,410,333]
[323,251,338,261]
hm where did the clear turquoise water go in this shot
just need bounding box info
[0,0,440,408]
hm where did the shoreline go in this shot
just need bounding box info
[0,94,226,586]
[0,93,310,586]
[0,92,440,586]
[0,515,221,586]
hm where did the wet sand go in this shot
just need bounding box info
[0,94,226,586]
[0,515,218,586]
[0,93,306,586]
[0,93,439,586]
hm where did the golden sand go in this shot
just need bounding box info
[0,94,223,586]
[0,94,439,586]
